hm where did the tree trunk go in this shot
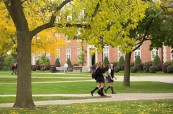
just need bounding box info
[123,53,131,86]
[13,31,35,109]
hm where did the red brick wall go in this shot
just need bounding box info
[43,38,173,66]
[140,41,151,63]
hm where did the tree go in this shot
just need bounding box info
[1,0,149,108]
[122,1,163,86]
[2,0,81,109]
[78,51,85,66]
[38,55,50,71]
[134,56,142,67]
[66,58,72,67]
[55,58,60,67]
[32,28,67,56]
[103,56,109,65]
[152,55,161,68]
[118,56,125,70]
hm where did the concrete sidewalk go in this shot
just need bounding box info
[0,93,173,108]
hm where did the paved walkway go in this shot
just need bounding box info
[0,93,173,107]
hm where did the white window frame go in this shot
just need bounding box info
[103,46,109,59]
[77,48,82,61]
[66,48,71,61]
[134,47,141,60]
[118,47,123,60]
[151,49,159,60]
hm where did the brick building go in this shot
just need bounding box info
[31,34,173,68]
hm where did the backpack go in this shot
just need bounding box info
[91,69,97,79]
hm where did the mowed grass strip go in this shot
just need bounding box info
[0,99,172,114]
[0,77,91,83]
[0,82,173,94]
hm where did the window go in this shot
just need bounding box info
[151,49,159,60]
[66,48,71,61]
[118,47,123,60]
[103,46,109,58]
[77,48,81,61]
[134,47,140,59]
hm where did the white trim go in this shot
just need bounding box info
[77,48,81,61]
[118,47,124,60]
[66,48,71,61]
[87,45,97,67]
[151,49,159,60]
[171,49,173,60]
[134,47,141,61]
[103,46,109,59]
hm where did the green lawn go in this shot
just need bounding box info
[0,99,172,114]
[1,81,173,94]
[0,71,173,113]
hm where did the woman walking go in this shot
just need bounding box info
[104,63,116,94]
[90,62,106,96]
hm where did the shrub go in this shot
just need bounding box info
[118,56,125,70]
[55,58,61,67]
[36,60,39,65]
[167,66,173,73]
[152,55,161,69]
[162,64,169,73]
[103,56,109,65]
[134,56,142,67]
[143,61,152,72]
[131,66,138,73]
[114,66,121,72]
[157,63,162,71]
[66,58,72,67]
[39,55,50,66]
[149,66,156,73]
[120,64,125,71]
[137,63,144,71]
[131,62,134,67]
[31,65,36,71]
[164,60,172,66]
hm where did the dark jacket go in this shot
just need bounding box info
[95,67,105,83]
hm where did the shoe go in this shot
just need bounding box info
[90,91,93,96]
[97,90,101,95]
[101,94,106,97]
[112,92,116,94]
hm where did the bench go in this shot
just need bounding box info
[56,67,68,72]
[73,66,82,72]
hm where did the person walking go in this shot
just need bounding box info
[90,62,106,96]
[104,63,117,94]
[12,62,17,75]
